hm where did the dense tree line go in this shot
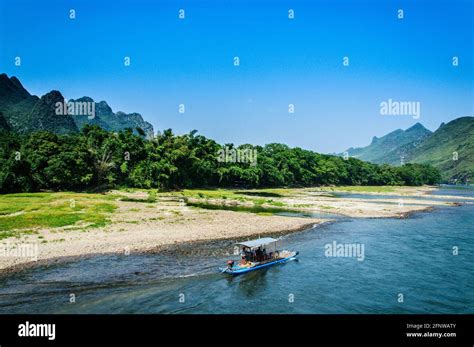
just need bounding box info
[0,126,441,193]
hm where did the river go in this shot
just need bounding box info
[0,186,472,313]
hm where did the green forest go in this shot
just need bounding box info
[0,125,442,193]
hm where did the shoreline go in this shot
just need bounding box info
[0,220,324,276]
[0,185,464,275]
[0,204,443,276]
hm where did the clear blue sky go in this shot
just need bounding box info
[0,0,472,153]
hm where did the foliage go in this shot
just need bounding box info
[0,126,442,193]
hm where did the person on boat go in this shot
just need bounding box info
[243,248,251,262]
[240,249,251,266]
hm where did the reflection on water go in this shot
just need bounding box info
[186,200,341,219]
[0,187,473,314]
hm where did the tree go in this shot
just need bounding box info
[0,127,442,193]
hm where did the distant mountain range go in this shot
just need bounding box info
[346,123,432,165]
[345,117,474,183]
[0,74,153,137]
[2,74,472,183]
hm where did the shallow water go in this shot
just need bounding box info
[430,184,474,197]
[0,187,472,314]
[334,191,474,203]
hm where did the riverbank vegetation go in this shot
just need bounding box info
[0,186,447,242]
[0,126,441,193]
[0,192,117,239]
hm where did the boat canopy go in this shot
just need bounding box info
[235,237,278,248]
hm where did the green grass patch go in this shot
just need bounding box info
[174,189,242,200]
[293,204,312,208]
[318,186,402,193]
[120,190,157,203]
[268,201,286,207]
[318,205,334,210]
[0,192,117,237]
[168,188,297,201]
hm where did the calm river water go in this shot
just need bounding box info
[0,187,472,313]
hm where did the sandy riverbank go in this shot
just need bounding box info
[0,186,464,273]
[0,201,323,273]
[184,185,460,218]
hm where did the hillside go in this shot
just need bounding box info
[0,112,10,131]
[71,97,154,138]
[346,123,432,165]
[0,74,153,137]
[345,118,474,183]
[409,117,474,183]
[0,74,78,134]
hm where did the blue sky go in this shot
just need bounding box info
[0,0,472,153]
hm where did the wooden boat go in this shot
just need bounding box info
[220,237,299,275]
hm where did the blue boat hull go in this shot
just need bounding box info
[220,252,299,275]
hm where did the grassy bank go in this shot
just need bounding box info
[0,192,117,239]
[0,185,437,239]
[313,186,400,193]
[0,185,451,272]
